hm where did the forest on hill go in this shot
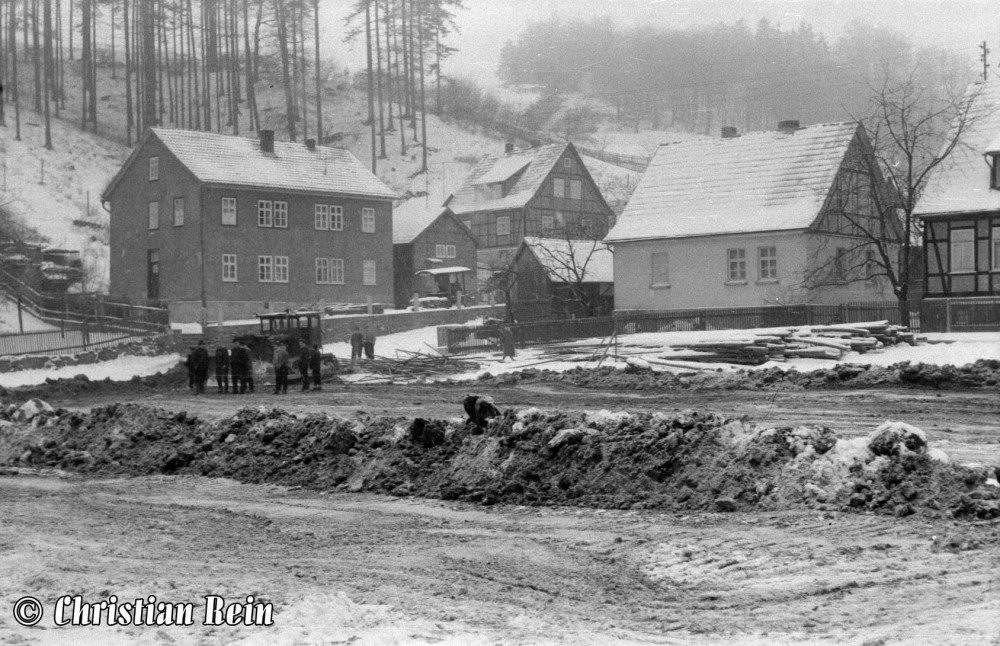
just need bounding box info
[0,0,464,174]
[497,17,977,135]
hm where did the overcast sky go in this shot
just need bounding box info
[324,0,999,90]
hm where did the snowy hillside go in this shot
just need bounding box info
[0,111,129,292]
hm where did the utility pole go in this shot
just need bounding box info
[981,41,990,81]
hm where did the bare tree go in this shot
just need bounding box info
[802,63,989,326]
[526,235,612,318]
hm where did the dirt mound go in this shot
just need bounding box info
[470,359,1000,391]
[3,401,998,520]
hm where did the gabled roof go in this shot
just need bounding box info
[914,79,1000,218]
[520,236,613,283]
[449,143,569,215]
[103,128,397,201]
[392,199,475,245]
[605,122,861,242]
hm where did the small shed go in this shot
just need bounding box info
[511,236,614,319]
[392,200,479,308]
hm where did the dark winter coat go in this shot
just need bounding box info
[214,348,230,376]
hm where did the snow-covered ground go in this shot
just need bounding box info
[0,297,57,333]
[2,323,998,389]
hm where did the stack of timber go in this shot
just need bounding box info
[667,321,920,365]
[351,350,480,381]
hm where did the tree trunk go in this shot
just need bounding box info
[374,0,385,158]
[394,0,405,155]
[123,0,132,143]
[383,0,394,133]
[42,0,52,148]
[417,1,426,172]
[273,0,295,140]
[141,0,157,128]
[243,0,259,132]
[32,0,41,111]
[80,0,89,128]
[365,3,375,172]
[0,0,6,128]
[313,0,321,141]
[88,0,95,131]
[11,0,20,140]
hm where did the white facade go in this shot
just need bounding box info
[613,231,894,311]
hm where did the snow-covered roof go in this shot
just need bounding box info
[106,128,397,201]
[914,79,1000,218]
[605,122,860,242]
[392,199,449,244]
[449,143,569,215]
[521,236,614,283]
[473,158,531,185]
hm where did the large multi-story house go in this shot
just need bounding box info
[447,142,615,270]
[102,128,397,322]
[605,121,900,312]
[914,79,1000,299]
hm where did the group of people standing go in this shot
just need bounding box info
[186,325,380,396]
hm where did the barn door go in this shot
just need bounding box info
[147,249,160,299]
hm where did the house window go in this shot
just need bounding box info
[331,258,345,284]
[148,201,159,230]
[148,156,159,181]
[445,244,456,258]
[362,207,376,233]
[258,256,274,282]
[542,214,554,234]
[222,254,237,282]
[258,200,273,227]
[727,248,746,281]
[866,250,878,279]
[758,246,778,280]
[222,197,237,225]
[993,227,1000,270]
[315,204,330,230]
[173,198,185,226]
[497,215,511,236]
[435,243,448,258]
[991,155,1000,189]
[563,157,572,169]
[570,179,582,200]
[651,251,670,286]
[315,258,331,283]
[331,205,344,230]
[274,256,289,282]
[834,247,848,279]
[950,228,975,272]
[274,201,288,228]
[554,178,566,199]
[363,260,377,285]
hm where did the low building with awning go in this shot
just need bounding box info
[392,200,479,308]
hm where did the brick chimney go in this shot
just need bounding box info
[305,138,316,151]
[777,120,801,133]
[504,142,515,154]
[721,126,738,138]
[259,129,275,153]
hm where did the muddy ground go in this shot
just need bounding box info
[1,364,999,644]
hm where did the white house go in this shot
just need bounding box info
[604,121,899,312]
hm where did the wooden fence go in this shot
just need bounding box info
[0,329,155,357]
[443,300,1000,353]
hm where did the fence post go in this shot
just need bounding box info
[945,299,952,333]
[16,294,23,334]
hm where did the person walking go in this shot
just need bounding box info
[500,326,516,362]
[309,344,323,391]
[297,345,312,391]
[214,345,230,393]
[349,326,364,361]
[272,342,290,394]
[192,340,211,394]
[362,327,376,360]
